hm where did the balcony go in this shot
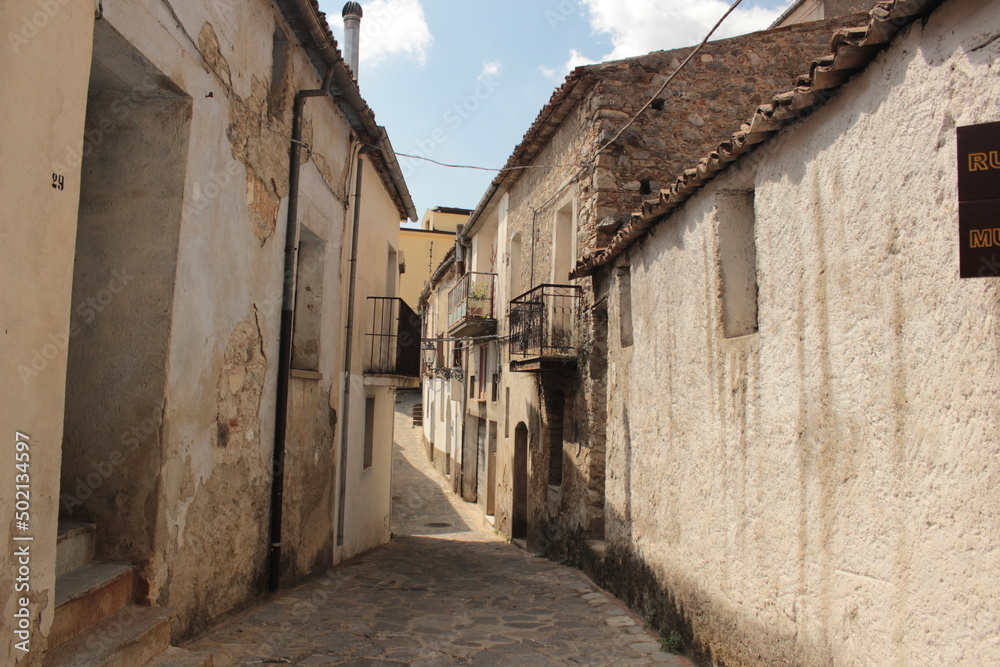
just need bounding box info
[448,272,497,338]
[508,284,582,372]
[364,297,421,387]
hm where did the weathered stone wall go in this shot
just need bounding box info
[491,17,864,557]
[601,1,1000,662]
[493,87,611,553]
[582,16,866,255]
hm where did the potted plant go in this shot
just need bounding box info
[467,281,492,317]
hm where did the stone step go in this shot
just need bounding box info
[56,520,97,576]
[46,605,173,667]
[51,562,135,649]
[149,645,215,667]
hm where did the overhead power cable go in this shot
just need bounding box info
[378,149,588,174]
[375,0,747,175]
[590,0,745,159]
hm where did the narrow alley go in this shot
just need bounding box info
[185,391,683,666]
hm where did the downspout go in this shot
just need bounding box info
[268,68,334,593]
[336,147,373,547]
[530,207,538,288]
[289,0,415,221]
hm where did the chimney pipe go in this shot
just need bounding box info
[342,2,363,81]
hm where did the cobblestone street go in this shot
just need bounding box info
[187,390,684,666]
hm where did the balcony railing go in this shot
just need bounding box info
[448,272,497,337]
[509,284,582,368]
[364,297,420,377]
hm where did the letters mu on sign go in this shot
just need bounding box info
[957,121,1000,279]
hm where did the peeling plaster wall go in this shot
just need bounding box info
[61,38,192,566]
[603,1,1000,663]
[0,3,95,661]
[82,0,356,639]
[2,0,399,650]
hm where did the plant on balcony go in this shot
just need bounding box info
[467,281,492,318]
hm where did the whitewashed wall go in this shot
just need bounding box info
[606,1,1000,663]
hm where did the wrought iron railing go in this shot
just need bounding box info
[448,272,497,329]
[364,297,420,377]
[509,284,582,359]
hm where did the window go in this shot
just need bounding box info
[477,345,488,401]
[617,267,634,348]
[547,391,565,486]
[505,387,510,438]
[552,202,576,284]
[509,233,522,300]
[716,191,758,338]
[291,226,325,371]
[267,25,289,119]
[363,395,376,470]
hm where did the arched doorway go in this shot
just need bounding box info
[513,422,529,539]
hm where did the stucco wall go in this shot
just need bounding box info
[0,2,95,661]
[603,1,1000,662]
[336,155,404,562]
[399,228,454,311]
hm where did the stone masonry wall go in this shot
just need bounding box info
[581,15,868,253]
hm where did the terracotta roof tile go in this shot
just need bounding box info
[572,0,946,278]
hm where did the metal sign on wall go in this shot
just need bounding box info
[957,121,1000,278]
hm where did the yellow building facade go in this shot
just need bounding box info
[399,207,470,310]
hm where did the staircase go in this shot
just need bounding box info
[412,401,423,426]
[46,520,213,666]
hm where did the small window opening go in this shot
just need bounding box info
[291,227,325,371]
[268,26,290,119]
[363,395,376,470]
[650,98,665,111]
[505,387,510,438]
[617,267,634,348]
[717,190,759,338]
[548,391,566,486]
[639,179,652,195]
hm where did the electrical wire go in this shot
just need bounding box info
[377,148,588,174]
[372,0,747,175]
[590,0,745,159]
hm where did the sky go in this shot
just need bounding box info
[318,0,794,223]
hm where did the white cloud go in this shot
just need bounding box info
[580,0,792,61]
[344,0,434,67]
[540,48,600,81]
[478,60,503,82]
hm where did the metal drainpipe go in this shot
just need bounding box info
[530,207,538,288]
[268,70,334,593]
[336,147,373,547]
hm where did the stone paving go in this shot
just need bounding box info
[187,390,686,666]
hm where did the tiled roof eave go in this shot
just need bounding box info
[571,0,947,279]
